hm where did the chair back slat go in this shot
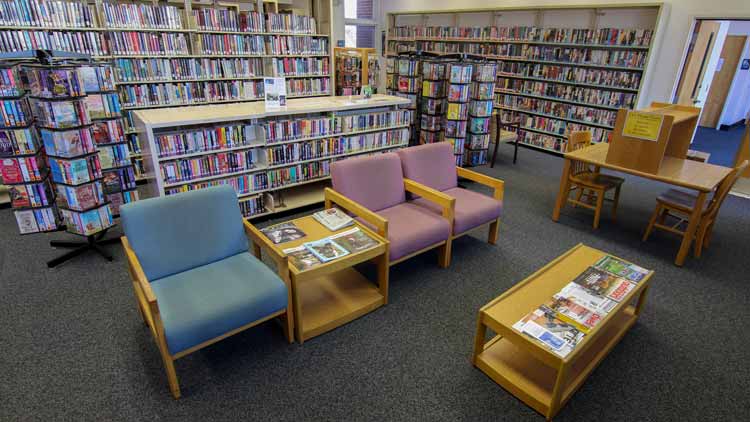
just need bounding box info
[566,131,593,176]
[705,160,750,219]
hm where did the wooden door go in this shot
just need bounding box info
[675,21,722,106]
[700,36,747,127]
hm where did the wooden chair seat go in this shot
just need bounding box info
[570,172,625,189]
[656,188,710,213]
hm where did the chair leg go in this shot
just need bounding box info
[703,220,716,249]
[694,223,710,258]
[592,189,605,229]
[643,204,662,242]
[283,311,294,344]
[159,350,180,399]
[612,185,621,221]
[437,239,452,268]
[488,218,500,245]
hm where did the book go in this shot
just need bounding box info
[261,222,306,244]
[313,207,353,231]
[330,227,378,253]
[512,305,585,358]
[573,267,637,303]
[15,209,40,234]
[303,238,349,263]
[283,245,322,271]
[593,255,649,283]
[545,297,603,333]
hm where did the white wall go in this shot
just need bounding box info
[377,0,750,108]
[718,21,750,126]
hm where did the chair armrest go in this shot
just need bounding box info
[324,187,388,237]
[243,220,291,281]
[404,179,456,221]
[456,167,505,201]
[121,236,156,305]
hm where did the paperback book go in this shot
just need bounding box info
[545,296,603,333]
[283,245,322,271]
[303,238,349,263]
[313,207,353,231]
[261,222,306,244]
[330,227,378,253]
[573,267,637,302]
[593,255,649,283]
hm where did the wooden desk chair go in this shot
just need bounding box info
[565,131,625,229]
[643,160,749,257]
[491,113,521,167]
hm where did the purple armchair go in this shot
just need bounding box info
[396,143,504,244]
[326,152,455,267]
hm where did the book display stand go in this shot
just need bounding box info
[395,55,421,145]
[0,62,60,235]
[334,47,376,96]
[464,61,498,167]
[419,57,450,145]
[446,62,473,166]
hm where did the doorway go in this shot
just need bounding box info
[673,20,750,176]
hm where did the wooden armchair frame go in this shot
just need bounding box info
[324,183,455,268]
[122,228,295,400]
[455,166,505,244]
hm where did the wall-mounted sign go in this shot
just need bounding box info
[622,111,664,142]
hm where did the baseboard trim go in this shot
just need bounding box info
[719,119,746,131]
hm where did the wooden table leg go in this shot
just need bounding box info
[552,158,572,222]
[634,284,651,316]
[675,191,707,266]
[472,314,487,365]
[548,363,570,420]
[376,252,389,305]
[291,277,304,344]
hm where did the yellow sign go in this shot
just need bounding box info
[622,111,664,142]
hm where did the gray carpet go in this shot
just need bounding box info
[2,145,750,421]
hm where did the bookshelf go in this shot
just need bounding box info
[385,4,662,155]
[334,47,378,96]
[133,94,411,219]
[0,0,335,180]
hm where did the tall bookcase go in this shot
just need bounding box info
[385,4,663,155]
[0,0,335,180]
[133,94,411,219]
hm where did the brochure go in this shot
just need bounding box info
[330,227,378,253]
[554,282,618,314]
[594,255,649,283]
[260,222,306,244]
[303,238,349,263]
[573,267,637,302]
[283,245,322,271]
[512,305,585,358]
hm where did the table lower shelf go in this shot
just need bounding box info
[475,306,638,418]
[295,266,385,342]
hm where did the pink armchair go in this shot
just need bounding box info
[396,142,504,244]
[326,152,455,268]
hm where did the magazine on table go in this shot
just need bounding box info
[554,282,618,314]
[512,305,585,358]
[330,227,378,253]
[283,245,322,271]
[573,267,637,302]
[303,238,349,263]
[313,207,353,231]
[261,222,306,244]
[593,255,650,283]
[545,297,603,333]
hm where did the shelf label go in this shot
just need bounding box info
[622,111,663,142]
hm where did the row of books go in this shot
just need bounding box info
[61,205,114,236]
[56,180,105,211]
[91,118,125,145]
[397,76,420,93]
[496,94,619,128]
[195,33,328,56]
[264,128,408,165]
[334,109,411,133]
[103,166,137,192]
[101,2,183,30]
[193,9,258,33]
[0,0,94,28]
[502,45,648,69]
[239,194,266,218]
[267,160,329,188]
[107,31,189,56]
[32,98,90,129]
[499,110,611,142]
[0,66,23,97]
[155,124,260,158]
[498,61,642,90]
[119,80,264,108]
[15,207,58,234]
[164,171,267,197]
[98,143,130,169]
[86,93,121,119]
[41,127,96,158]
[518,130,565,152]
[422,62,448,80]
[1,153,45,183]
[264,35,328,56]
[285,78,328,96]
[160,150,259,184]
[0,30,106,55]
[463,149,488,166]
[8,179,52,208]
[108,189,139,216]
[48,154,102,186]
[265,13,317,34]
[27,67,85,98]
[513,255,648,357]
[392,26,653,47]
[1,126,39,155]
[1,97,32,127]
[114,57,262,82]
[397,58,419,76]
[265,116,335,142]
[497,78,637,109]
[269,57,329,77]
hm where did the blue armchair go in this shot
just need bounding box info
[120,185,293,399]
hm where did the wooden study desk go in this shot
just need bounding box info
[552,143,732,266]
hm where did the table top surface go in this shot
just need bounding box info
[481,244,653,362]
[266,215,386,274]
[565,143,732,192]
[639,105,698,124]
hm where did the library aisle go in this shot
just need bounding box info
[3,144,749,421]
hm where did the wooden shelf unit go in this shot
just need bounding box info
[132,94,411,219]
[0,0,335,181]
[386,4,664,156]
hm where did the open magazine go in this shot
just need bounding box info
[512,305,585,358]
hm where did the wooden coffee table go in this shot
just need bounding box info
[246,216,389,344]
[472,244,653,420]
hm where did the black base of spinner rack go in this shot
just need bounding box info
[47,228,119,268]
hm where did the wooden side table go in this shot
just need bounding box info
[248,216,389,344]
[472,244,653,420]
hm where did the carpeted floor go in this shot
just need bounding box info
[690,125,745,167]
[2,145,750,422]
